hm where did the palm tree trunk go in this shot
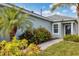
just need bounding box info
[76,3,79,35]
[77,4,79,16]
[10,26,17,40]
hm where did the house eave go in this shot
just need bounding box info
[1,3,51,22]
[0,3,77,24]
[52,20,78,23]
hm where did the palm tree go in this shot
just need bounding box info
[51,3,79,35]
[0,7,32,41]
[51,3,79,17]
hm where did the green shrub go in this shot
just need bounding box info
[19,29,35,44]
[64,35,79,42]
[19,27,52,44]
[33,27,52,43]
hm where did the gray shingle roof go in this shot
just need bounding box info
[0,3,77,23]
[47,14,77,22]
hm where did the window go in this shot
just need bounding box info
[54,24,58,33]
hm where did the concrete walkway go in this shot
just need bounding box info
[38,39,63,50]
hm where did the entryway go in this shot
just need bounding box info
[64,24,71,35]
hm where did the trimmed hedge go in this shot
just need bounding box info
[64,35,79,42]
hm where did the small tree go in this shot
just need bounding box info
[0,7,32,41]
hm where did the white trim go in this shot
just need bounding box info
[52,23,59,35]
[64,25,65,36]
[52,23,61,38]
[71,22,74,34]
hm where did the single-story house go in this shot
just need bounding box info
[0,3,78,39]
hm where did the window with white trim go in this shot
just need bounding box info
[54,24,58,33]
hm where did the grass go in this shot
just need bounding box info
[39,41,79,56]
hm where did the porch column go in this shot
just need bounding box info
[71,22,74,34]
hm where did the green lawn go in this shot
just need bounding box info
[40,41,79,56]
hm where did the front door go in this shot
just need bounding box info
[64,24,71,35]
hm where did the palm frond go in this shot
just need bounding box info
[0,7,32,40]
[51,3,62,12]
[51,3,76,12]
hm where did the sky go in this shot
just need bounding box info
[15,3,77,17]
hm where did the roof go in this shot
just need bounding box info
[0,3,51,22]
[0,3,77,23]
[47,14,77,22]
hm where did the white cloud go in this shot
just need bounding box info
[34,9,76,18]
[53,11,66,16]
[62,10,68,13]
[34,11,40,15]
[42,10,53,16]
[33,10,52,17]
[34,8,68,17]
[54,12,61,15]
[34,10,76,17]
[49,4,53,9]
[42,10,65,17]
[70,5,76,13]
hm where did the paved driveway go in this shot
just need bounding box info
[38,39,63,50]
